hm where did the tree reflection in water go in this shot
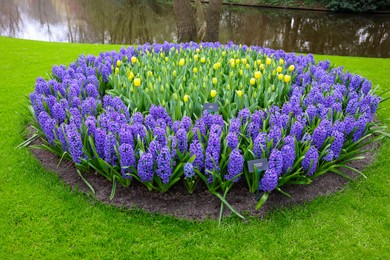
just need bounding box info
[0,0,388,57]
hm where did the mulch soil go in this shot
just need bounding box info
[29,138,380,221]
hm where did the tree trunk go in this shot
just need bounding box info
[173,0,197,42]
[204,0,223,42]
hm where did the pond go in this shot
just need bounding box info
[1,0,389,57]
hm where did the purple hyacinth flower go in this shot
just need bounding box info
[184,162,195,178]
[66,124,84,164]
[290,120,303,141]
[268,149,283,176]
[132,112,144,124]
[176,128,188,153]
[281,143,295,173]
[56,123,68,152]
[85,116,97,137]
[353,115,368,142]
[156,146,172,184]
[226,149,244,182]
[327,130,345,161]
[172,121,181,133]
[104,133,117,166]
[268,126,282,146]
[343,115,356,135]
[51,102,66,124]
[253,132,267,158]
[312,124,327,148]
[302,146,319,176]
[119,143,135,178]
[190,140,204,171]
[137,152,154,182]
[119,124,133,147]
[149,140,161,159]
[228,118,241,133]
[247,122,260,139]
[94,128,106,158]
[69,107,82,128]
[153,126,167,146]
[145,114,156,130]
[181,116,192,131]
[238,108,251,124]
[260,169,279,192]
[226,132,239,149]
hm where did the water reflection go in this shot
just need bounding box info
[0,0,389,57]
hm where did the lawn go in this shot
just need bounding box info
[0,36,389,259]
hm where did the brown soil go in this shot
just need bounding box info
[30,138,380,221]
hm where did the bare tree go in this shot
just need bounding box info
[173,0,223,42]
[204,0,223,42]
[173,0,197,42]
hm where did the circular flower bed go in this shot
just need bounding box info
[28,42,383,218]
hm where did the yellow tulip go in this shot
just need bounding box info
[183,95,189,102]
[179,58,185,66]
[212,77,218,85]
[148,71,153,77]
[278,74,284,80]
[194,54,199,61]
[284,75,291,83]
[241,58,247,64]
[266,58,272,65]
[128,72,134,80]
[213,62,221,70]
[116,60,121,67]
[196,48,200,53]
[239,69,243,76]
[222,51,226,56]
[210,89,217,98]
[200,57,206,63]
[193,67,198,74]
[115,67,119,75]
[236,90,243,97]
[250,78,256,85]
[260,64,265,70]
[253,91,257,98]
[288,65,295,71]
[246,64,250,69]
[254,71,262,79]
[173,70,177,77]
[279,58,284,65]
[165,57,169,62]
[256,59,262,65]
[276,66,283,73]
[230,61,235,68]
[134,78,141,87]
[131,56,138,63]
[235,59,240,65]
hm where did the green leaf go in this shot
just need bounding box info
[213,192,246,221]
[255,192,269,210]
[110,175,117,200]
[76,169,95,195]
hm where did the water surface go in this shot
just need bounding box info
[1,0,389,57]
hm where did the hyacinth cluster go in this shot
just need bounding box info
[29,42,381,203]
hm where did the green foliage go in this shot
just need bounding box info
[326,0,390,12]
[1,37,390,258]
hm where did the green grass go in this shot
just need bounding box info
[0,36,389,259]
